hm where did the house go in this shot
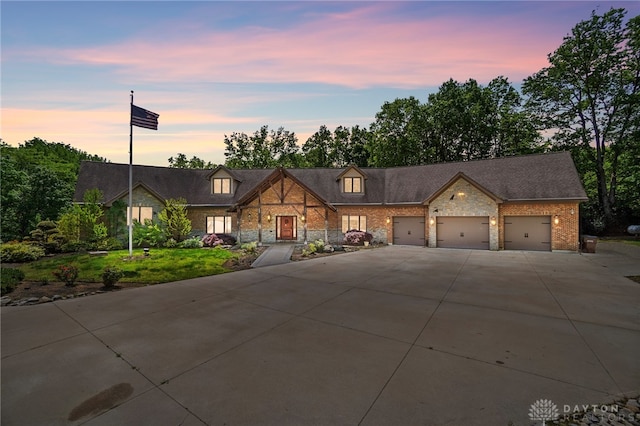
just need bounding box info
[74,151,588,251]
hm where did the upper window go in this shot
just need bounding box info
[213,178,232,194]
[207,216,232,234]
[343,177,362,193]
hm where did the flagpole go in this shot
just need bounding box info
[128,90,134,257]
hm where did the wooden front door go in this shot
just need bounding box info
[278,216,296,240]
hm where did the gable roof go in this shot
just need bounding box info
[74,152,588,207]
[425,172,503,205]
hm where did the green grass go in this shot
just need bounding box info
[16,247,237,284]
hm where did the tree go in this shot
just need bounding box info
[157,198,192,242]
[224,125,302,168]
[523,8,640,228]
[425,77,541,163]
[168,153,215,169]
[368,96,429,167]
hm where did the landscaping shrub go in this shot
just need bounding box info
[0,241,46,263]
[1,268,25,295]
[52,264,79,287]
[102,266,124,288]
[164,238,178,248]
[241,241,258,254]
[343,229,373,246]
[201,233,237,247]
[180,237,203,249]
[96,237,124,251]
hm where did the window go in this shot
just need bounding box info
[127,206,153,225]
[341,215,366,233]
[207,216,232,234]
[213,178,231,194]
[343,177,362,193]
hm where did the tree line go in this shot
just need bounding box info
[1,8,638,242]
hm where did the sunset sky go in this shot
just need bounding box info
[2,1,638,166]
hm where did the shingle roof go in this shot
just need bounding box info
[74,152,587,206]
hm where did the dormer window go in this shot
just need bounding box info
[343,177,362,193]
[338,165,366,194]
[213,177,231,194]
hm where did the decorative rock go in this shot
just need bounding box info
[1,297,12,306]
[39,296,52,303]
[26,297,39,304]
[52,295,62,301]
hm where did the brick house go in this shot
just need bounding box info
[74,152,588,251]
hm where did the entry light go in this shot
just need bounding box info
[554,215,559,225]
[429,217,435,226]
[267,212,272,223]
[490,216,496,226]
[301,214,306,222]
[386,216,391,224]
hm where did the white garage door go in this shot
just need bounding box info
[504,216,551,251]
[436,216,489,250]
[393,217,425,246]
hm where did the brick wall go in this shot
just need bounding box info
[499,202,581,251]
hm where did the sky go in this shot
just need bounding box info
[2,1,639,167]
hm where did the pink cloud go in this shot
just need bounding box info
[22,3,559,89]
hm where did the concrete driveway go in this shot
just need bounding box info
[2,242,639,425]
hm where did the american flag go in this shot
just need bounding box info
[131,104,159,130]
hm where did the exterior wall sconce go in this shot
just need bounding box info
[386,216,391,224]
[266,212,272,223]
[300,214,306,222]
[570,208,575,215]
[248,213,252,221]
[429,217,435,226]
[554,215,560,225]
[490,216,496,226]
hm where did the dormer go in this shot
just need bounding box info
[207,166,240,195]
[337,165,367,194]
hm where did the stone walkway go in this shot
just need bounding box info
[250,243,296,268]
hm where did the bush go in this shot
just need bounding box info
[0,242,46,263]
[60,241,89,253]
[201,233,237,247]
[1,268,25,295]
[241,241,258,254]
[180,237,203,249]
[96,237,124,251]
[52,264,79,287]
[343,229,373,246]
[164,238,178,248]
[102,267,124,288]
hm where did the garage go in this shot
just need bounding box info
[393,216,425,246]
[504,216,551,251]
[436,216,489,249]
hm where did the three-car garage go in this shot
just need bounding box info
[392,215,552,251]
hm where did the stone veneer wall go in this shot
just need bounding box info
[426,178,500,250]
[499,202,581,251]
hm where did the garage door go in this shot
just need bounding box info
[504,216,551,251]
[437,216,489,249]
[393,216,425,246]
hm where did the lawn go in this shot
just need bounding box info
[16,247,237,285]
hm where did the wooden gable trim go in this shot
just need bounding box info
[231,167,336,212]
[425,172,503,205]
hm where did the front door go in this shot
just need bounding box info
[277,216,296,240]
